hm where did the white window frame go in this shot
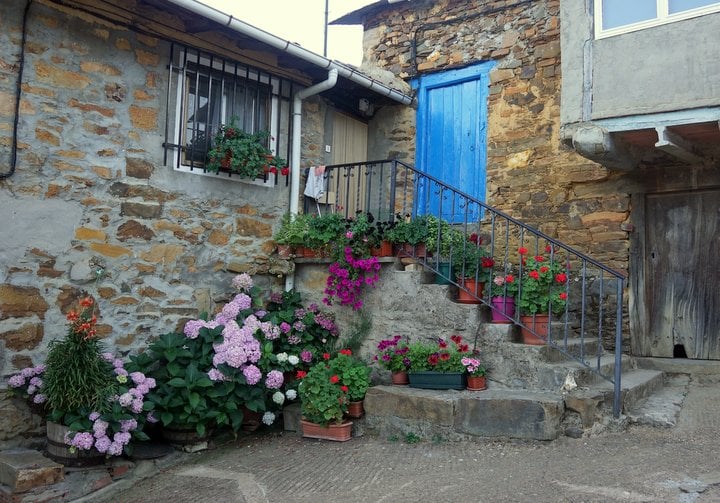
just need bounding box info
[594,0,720,39]
[171,52,282,187]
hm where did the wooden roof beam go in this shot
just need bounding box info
[654,126,705,164]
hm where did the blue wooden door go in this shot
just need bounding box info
[414,62,494,222]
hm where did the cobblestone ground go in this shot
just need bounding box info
[102,379,720,503]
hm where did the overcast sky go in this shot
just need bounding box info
[203,0,376,65]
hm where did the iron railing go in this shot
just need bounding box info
[304,159,626,418]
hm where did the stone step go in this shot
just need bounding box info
[537,354,635,390]
[625,374,690,427]
[0,449,63,493]
[593,368,666,413]
[363,385,565,441]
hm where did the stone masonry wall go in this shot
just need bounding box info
[0,0,329,442]
[360,0,630,273]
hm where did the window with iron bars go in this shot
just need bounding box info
[164,43,294,186]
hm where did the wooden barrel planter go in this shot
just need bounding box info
[46,421,105,467]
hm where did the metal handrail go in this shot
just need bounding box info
[306,159,625,418]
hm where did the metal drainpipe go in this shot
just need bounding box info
[285,68,338,292]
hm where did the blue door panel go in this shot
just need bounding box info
[413,62,494,223]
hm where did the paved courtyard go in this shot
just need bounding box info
[90,379,720,503]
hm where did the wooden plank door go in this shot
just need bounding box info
[642,189,720,359]
[328,112,368,216]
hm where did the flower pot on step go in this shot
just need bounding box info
[300,419,353,442]
[519,314,549,345]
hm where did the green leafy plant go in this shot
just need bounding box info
[386,214,430,246]
[298,360,349,426]
[454,234,493,282]
[273,213,309,248]
[205,118,286,179]
[407,335,472,373]
[307,212,347,251]
[404,432,421,444]
[517,246,570,315]
[328,350,371,401]
[426,216,465,259]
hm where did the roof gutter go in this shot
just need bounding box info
[164,0,414,106]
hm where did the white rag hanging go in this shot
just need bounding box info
[303,165,326,200]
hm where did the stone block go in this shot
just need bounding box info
[364,386,456,426]
[0,285,49,320]
[283,402,302,432]
[0,450,63,493]
[455,391,563,440]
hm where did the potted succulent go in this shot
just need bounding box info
[373,335,411,385]
[406,335,472,390]
[328,349,371,418]
[10,297,156,466]
[297,359,352,441]
[516,246,570,344]
[205,118,286,179]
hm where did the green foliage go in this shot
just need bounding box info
[128,328,263,436]
[454,241,492,283]
[307,212,347,251]
[298,362,348,426]
[340,310,373,354]
[328,352,371,401]
[404,432,421,444]
[273,213,309,247]
[386,215,430,246]
[205,118,286,179]
[517,250,570,315]
[425,216,465,259]
[44,336,116,420]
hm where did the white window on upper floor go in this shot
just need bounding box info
[595,0,720,38]
[164,44,293,187]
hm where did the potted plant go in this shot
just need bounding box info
[328,349,371,418]
[205,118,286,179]
[406,335,472,390]
[297,360,352,441]
[373,335,411,385]
[461,356,488,391]
[425,216,465,284]
[489,269,519,323]
[386,214,430,257]
[367,215,395,257]
[516,246,570,344]
[306,212,346,256]
[454,234,493,303]
[273,213,309,258]
[13,297,156,466]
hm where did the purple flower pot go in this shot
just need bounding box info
[490,296,515,323]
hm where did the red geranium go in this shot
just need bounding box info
[330,375,339,384]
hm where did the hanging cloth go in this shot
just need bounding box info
[303,165,326,200]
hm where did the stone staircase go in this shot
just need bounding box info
[295,262,672,442]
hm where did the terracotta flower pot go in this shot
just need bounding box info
[456,278,484,304]
[519,314,549,345]
[391,371,409,385]
[277,244,292,259]
[466,375,487,391]
[300,419,353,442]
[346,400,364,418]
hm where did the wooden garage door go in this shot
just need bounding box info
[640,189,720,359]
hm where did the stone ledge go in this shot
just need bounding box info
[0,449,63,493]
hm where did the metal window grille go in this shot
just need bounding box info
[164,43,294,184]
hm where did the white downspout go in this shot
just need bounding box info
[285,68,338,291]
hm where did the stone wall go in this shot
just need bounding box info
[0,0,333,441]
[358,0,630,273]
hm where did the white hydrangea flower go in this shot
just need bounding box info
[276,352,289,363]
[285,389,297,400]
[262,411,276,426]
[287,355,300,366]
[272,391,285,405]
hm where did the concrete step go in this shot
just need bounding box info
[588,368,666,413]
[625,374,690,427]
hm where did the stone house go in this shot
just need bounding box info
[332,0,720,359]
[0,0,414,440]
